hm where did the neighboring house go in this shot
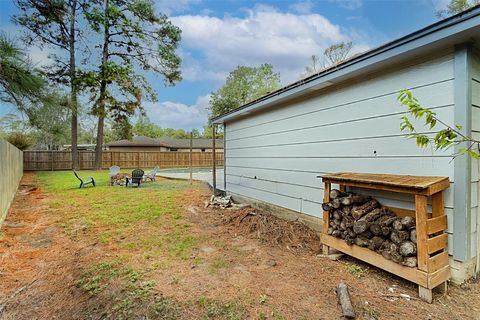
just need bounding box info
[212,8,480,283]
[106,136,224,152]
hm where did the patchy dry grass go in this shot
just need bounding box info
[6,171,480,320]
[37,170,197,261]
[76,257,184,319]
[36,171,202,317]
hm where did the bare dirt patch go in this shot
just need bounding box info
[1,172,480,319]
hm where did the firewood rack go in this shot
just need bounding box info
[320,172,451,303]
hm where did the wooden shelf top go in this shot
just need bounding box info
[321,172,450,195]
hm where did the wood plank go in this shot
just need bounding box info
[428,182,451,198]
[321,172,450,191]
[387,206,416,217]
[322,180,430,195]
[427,215,448,235]
[428,251,449,272]
[416,195,429,272]
[428,265,450,289]
[322,234,428,287]
[323,181,331,255]
[431,191,445,218]
[427,234,448,254]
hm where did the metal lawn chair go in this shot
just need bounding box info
[109,165,121,185]
[126,168,144,188]
[144,166,160,182]
[73,170,96,188]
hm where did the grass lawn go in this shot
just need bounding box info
[38,170,196,258]
[3,171,480,320]
[36,170,217,318]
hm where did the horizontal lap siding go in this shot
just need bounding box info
[225,52,455,224]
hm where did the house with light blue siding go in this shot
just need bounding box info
[212,7,480,283]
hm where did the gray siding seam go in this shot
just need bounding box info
[226,173,324,191]
[226,105,453,143]
[453,43,473,261]
[228,165,326,174]
[226,181,323,204]
[227,131,450,150]
[226,79,454,134]
[226,181,458,211]
[227,164,457,178]
[226,104,452,142]
[227,173,456,211]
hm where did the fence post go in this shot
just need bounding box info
[51,150,54,171]
[190,132,193,184]
[212,125,217,195]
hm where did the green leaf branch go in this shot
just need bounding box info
[397,89,480,160]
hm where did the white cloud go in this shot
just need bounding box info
[144,94,211,130]
[328,0,363,10]
[172,5,370,84]
[289,1,314,14]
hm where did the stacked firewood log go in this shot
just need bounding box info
[322,189,418,267]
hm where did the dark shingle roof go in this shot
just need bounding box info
[106,136,224,149]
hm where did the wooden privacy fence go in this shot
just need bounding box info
[23,151,224,171]
[1,139,23,224]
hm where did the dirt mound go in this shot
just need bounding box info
[221,207,322,253]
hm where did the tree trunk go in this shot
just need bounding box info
[94,0,110,170]
[95,115,104,169]
[69,0,78,170]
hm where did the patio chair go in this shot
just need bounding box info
[144,166,160,182]
[109,165,121,185]
[126,168,144,188]
[73,170,96,188]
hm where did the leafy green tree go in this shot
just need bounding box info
[397,89,479,159]
[5,131,34,150]
[132,115,164,137]
[14,0,84,168]
[210,64,280,118]
[0,34,46,109]
[302,55,322,78]
[0,114,34,150]
[110,116,133,141]
[437,0,480,17]
[302,41,353,78]
[324,41,353,66]
[81,0,182,169]
[201,125,223,139]
[0,34,70,149]
[27,94,71,149]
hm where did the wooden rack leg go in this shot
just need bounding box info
[415,194,432,303]
[419,286,433,303]
[430,191,448,295]
[322,182,331,255]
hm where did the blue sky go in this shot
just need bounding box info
[0,0,449,131]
